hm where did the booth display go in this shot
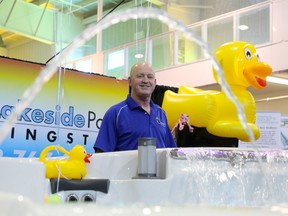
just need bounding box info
[0,7,286,216]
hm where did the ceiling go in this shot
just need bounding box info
[0,0,287,100]
[27,0,124,19]
[0,0,211,48]
[0,0,131,48]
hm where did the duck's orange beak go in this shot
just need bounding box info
[243,62,272,89]
[84,153,92,163]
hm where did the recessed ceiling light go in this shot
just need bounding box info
[238,25,249,30]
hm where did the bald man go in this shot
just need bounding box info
[94,62,176,152]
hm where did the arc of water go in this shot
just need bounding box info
[0,7,255,147]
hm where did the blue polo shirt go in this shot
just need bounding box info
[94,94,176,152]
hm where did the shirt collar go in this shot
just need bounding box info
[126,94,155,110]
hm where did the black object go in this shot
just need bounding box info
[176,126,239,148]
[151,85,178,107]
[50,178,110,194]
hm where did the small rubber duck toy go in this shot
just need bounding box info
[39,144,92,179]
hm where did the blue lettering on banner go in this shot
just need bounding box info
[0,103,101,129]
[0,102,104,157]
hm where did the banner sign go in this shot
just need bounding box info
[0,57,128,157]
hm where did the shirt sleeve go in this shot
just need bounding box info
[93,107,117,152]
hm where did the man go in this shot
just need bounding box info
[94,62,176,152]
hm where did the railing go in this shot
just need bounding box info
[65,1,270,79]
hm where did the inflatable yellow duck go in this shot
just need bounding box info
[39,144,92,179]
[162,41,272,142]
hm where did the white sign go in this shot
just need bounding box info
[239,112,281,149]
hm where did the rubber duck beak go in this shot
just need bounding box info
[84,153,92,163]
[243,62,272,89]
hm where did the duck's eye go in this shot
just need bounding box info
[244,48,252,60]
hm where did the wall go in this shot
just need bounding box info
[155,58,215,87]
[253,86,288,116]
[256,98,288,116]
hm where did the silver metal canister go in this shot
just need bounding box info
[137,137,157,178]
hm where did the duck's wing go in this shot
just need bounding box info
[57,161,86,179]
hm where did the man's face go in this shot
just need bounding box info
[129,64,156,98]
